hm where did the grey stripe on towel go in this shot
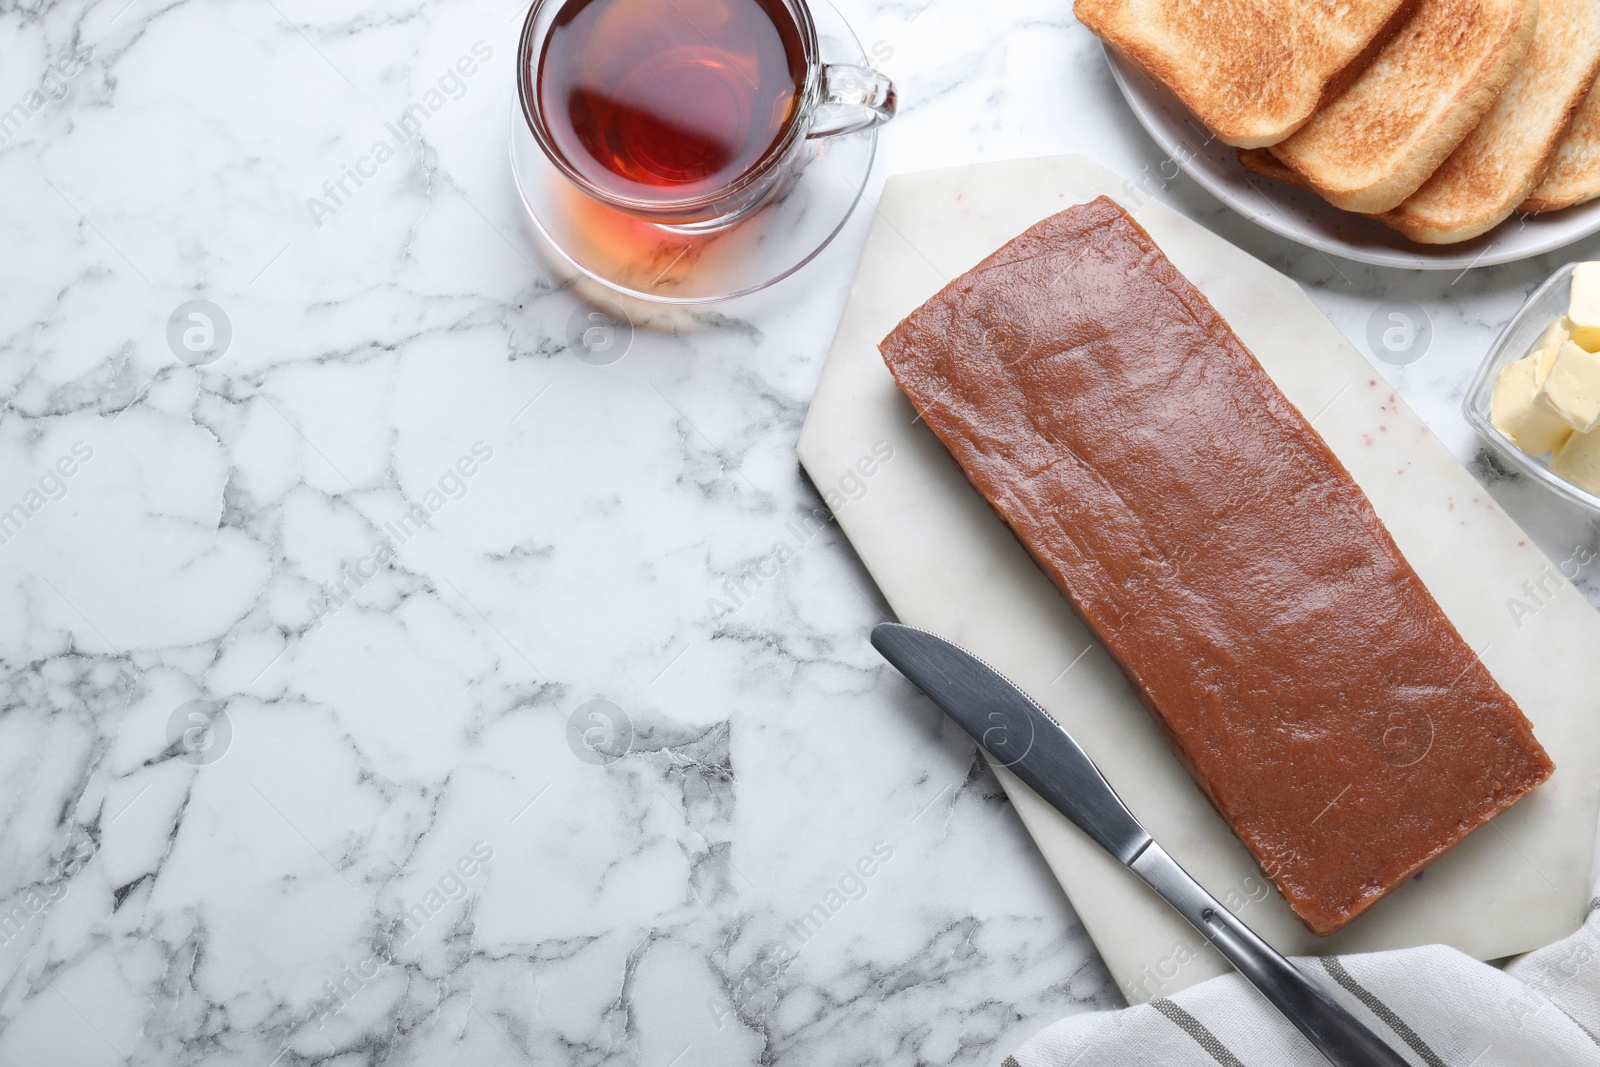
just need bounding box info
[1320,955,1440,1066]
[1151,998,1248,1067]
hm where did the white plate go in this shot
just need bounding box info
[1105,47,1600,270]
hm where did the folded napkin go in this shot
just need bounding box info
[1008,896,1600,1067]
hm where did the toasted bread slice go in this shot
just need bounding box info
[1267,0,1538,214]
[1380,0,1600,243]
[1077,0,1419,148]
[1238,147,1311,187]
[1524,79,1600,211]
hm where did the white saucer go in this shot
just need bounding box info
[1106,47,1600,270]
[508,0,879,303]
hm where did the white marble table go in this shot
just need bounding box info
[2,0,1597,1064]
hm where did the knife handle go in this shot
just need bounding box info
[1129,844,1412,1067]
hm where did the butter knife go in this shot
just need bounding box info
[871,622,1412,1067]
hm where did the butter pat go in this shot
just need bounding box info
[1553,429,1600,495]
[1537,341,1600,431]
[1494,357,1575,454]
[1570,263,1600,352]
[1531,318,1571,383]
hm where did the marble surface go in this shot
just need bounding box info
[2,1,1600,1066]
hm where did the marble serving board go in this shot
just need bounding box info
[796,155,1600,1003]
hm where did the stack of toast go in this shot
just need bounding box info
[1077,0,1600,243]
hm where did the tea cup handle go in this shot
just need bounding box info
[808,64,896,138]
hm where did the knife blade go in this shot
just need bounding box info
[871,622,1412,1067]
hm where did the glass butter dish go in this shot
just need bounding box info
[1463,262,1600,517]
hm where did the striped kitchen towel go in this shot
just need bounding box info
[1006,898,1600,1067]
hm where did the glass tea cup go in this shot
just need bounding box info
[517,0,895,230]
